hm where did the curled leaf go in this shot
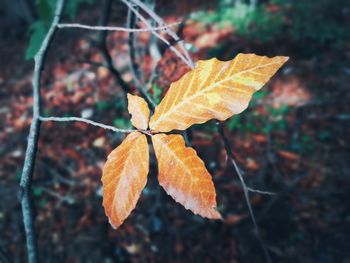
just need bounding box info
[102,132,149,228]
[127,93,150,130]
[152,133,221,219]
[149,53,289,132]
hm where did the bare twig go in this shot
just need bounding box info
[126,8,143,84]
[39,116,136,133]
[94,0,157,109]
[126,8,156,110]
[218,123,272,263]
[246,187,276,195]
[19,1,66,263]
[145,0,163,90]
[129,0,195,68]
[122,0,194,69]
[123,0,194,144]
[58,22,180,32]
[97,0,131,95]
[35,187,75,205]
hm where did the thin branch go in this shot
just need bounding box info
[122,0,194,69]
[126,9,142,84]
[146,1,163,90]
[129,0,195,68]
[39,116,136,133]
[247,187,276,195]
[95,0,156,113]
[36,186,75,205]
[126,7,156,110]
[218,123,272,263]
[19,1,66,263]
[57,22,180,32]
[97,0,131,95]
[123,0,194,143]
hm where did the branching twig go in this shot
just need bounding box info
[19,1,66,263]
[97,0,131,95]
[122,0,194,69]
[39,116,136,133]
[128,0,195,68]
[126,8,156,110]
[218,123,272,263]
[19,1,278,262]
[126,9,142,84]
[58,22,180,32]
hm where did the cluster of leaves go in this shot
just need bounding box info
[192,0,350,52]
[26,0,95,59]
[101,53,288,228]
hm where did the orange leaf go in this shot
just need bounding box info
[278,150,300,161]
[152,133,221,219]
[127,93,150,130]
[102,132,149,228]
[150,53,289,132]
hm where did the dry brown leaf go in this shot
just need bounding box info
[127,93,150,130]
[152,133,221,219]
[102,132,149,228]
[149,53,289,132]
[278,150,300,161]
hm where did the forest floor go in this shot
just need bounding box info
[0,2,350,263]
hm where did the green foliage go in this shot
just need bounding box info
[224,92,316,155]
[33,187,44,197]
[226,91,290,134]
[192,0,283,42]
[273,0,349,49]
[151,84,163,104]
[291,134,315,154]
[15,169,23,181]
[95,99,132,129]
[26,0,95,60]
[192,0,349,52]
[113,118,132,129]
[42,107,53,117]
[317,130,332,141]
[96,101,110,111]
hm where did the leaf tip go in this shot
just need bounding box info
[127,93,150,130]
[207,208,222,220]
[280,56,290,63]
[108,217,118,230]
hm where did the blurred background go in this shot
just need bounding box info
[0,0,349,262]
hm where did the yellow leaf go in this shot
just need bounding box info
[152,133,221,219]
[127,93,150,130]
[149,53,289,132]
[102,132,149,228]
